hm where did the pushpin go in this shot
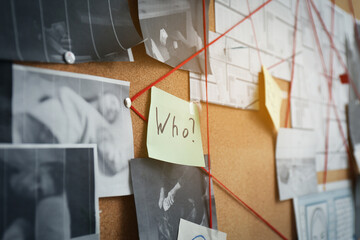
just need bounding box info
[339,73,349,84]
[124,97,132,108]
[63,51,76,64]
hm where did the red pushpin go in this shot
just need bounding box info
[339,73,349,84]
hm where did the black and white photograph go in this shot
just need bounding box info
[276,128,318,200]
[276,158,318,201]
[0,0,142,63]
[0,144,99,240]
[138,0,211,74]
[8,64,134,197]
[294,188,355,240]
[130,157,217,240]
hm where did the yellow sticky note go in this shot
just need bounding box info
[147,87,205,167]
[262,66,282,130]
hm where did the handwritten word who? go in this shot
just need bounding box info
[155,107,196,142]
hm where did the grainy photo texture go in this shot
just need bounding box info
[277,158,318,200]
[276,128,318,200]
[305,203,328,240]
[0,145,98,240]
[138,0,211,74]
[10,64,134,197]
[130,157,217,240]
[0,0,141,63]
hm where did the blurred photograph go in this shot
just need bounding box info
[10,64,134,197]
[306,203,328,240]
[294,188,355,240]
[0,144,98,240]
[276,158,318,200]
[138,0,211,74]
[0,0,141,63]
[130,156,217,240]
[276,128,318,200]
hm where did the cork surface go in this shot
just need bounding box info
[19,0,357,239]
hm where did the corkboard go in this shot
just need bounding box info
[20,0,358,239]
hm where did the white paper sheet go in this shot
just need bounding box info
[177,219,227,240]
[276,128,318,200]
[294,188,355,240]
[189,31,259,110]
[190,0,353,117]
[11,65,134,197]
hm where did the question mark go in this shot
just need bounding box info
[189,118,195,142]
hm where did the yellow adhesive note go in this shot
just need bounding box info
[147,87,205,167]
[262,66,282,130]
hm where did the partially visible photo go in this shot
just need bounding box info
[277,158,318,201]
[11,65,134,197]
[130,156,217,240]
[294,188,355,240]
[0,144,98,240]
[0,0,141,63]
[276,128,318,201]
[138,0,211,74]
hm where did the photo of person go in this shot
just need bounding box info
[0,0,141,63]
[130,156,217,240]
[10,64,134,197]
[138,0,211,74]
[0,144,99,240]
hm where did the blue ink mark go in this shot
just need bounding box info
[192,235,206,240]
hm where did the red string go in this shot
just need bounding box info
[305,0,329,83]
[305,0,333,190]
[130,47,205,103]
[200,167,288,240]
[306,0,354,185]
[323,0,336,191]
[284,0,300,128]
[201,0,212,229]
[130,0,273,106]
[246,0,262,66]
[130,1,287,238]
[130,105,147,122]
[308,0,360,101]
[267,52,298,70]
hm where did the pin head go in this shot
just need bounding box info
[124,97,132,109]
[64,51,76,64]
